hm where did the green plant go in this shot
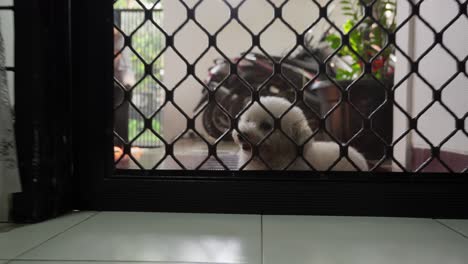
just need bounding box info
[325,0,396,80]
[129,118,161,144]
[115,3,165,147]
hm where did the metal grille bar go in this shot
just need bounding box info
[112,0,468,174]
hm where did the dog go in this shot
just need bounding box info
[232,96,369,171]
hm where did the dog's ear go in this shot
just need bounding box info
[291,120,313,145]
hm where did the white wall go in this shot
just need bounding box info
[392,0,415,168]
[0,0,14,222]
[162,0,342,140]
[393,0,468,167]
[0,6,14,105]
[413,0,468,154]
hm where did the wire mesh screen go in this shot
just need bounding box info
[114,7,164,148]
[113,0,468,173]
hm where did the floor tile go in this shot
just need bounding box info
[11,262,205,264]
[0,212,95,260]
[437,219,468,237]
[19,212,261,264]
[263,215,468,264]
[0,222,16,232]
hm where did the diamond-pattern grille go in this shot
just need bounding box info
[113,0,468,173]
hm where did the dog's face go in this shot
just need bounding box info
[232,96,312,169]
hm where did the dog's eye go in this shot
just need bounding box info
[259,121,272,131]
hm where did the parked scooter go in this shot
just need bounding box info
[194,37,340,139]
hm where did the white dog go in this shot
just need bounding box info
[232,96,369,171]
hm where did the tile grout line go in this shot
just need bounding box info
[6,259,246,264]
[11,212,101,260]
[433,219,468,240]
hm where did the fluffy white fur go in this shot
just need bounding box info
[232,96,369,171]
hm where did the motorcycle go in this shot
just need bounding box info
[194,39,341,139]
[194,28,396,141]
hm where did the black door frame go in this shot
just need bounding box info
[13,0,74,222]
[12,0,462,218]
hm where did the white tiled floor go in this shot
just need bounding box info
[437,219,468,237]
[10,262,191,264]
[17,212,261,263]
[263,216,468,264]
[0,212,95,260]
[0,212,467,264]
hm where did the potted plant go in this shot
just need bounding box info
[325,0,396,81]
[318,0,397,165]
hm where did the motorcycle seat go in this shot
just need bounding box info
[283,59,319,72]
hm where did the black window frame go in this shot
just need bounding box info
[11,0,468,221]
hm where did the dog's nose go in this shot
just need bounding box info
[238,134,247,143]
[237,130,254,142]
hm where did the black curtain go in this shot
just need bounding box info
[12,0,74,223]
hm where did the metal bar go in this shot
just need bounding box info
[109,0,467,174]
